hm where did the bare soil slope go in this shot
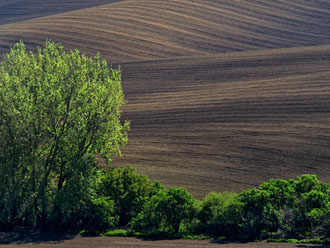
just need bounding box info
[0,0,122,25]
[1,0,330,62]
[0,0,330,197]
[114,45,330,196]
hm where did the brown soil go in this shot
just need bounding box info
[111,46,330,197]
[0,0,330,198]
[1,0,330,63]
[0,232,329,248]
[0,0,121,26]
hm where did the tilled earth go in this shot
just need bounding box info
[1,0,330,198]
[0,232,329,248]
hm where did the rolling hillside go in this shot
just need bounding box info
[114,46,330,196]
[0,0,121,25]
[0,0,330,197]
[1,0,330,62]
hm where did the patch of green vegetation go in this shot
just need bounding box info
[182,234,213,240]
[267,238,330,244]
[299,238,330,244]
[267,238,299,243]
[102,229,129,237]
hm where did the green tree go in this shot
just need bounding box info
[198,192,241,237]
[130,187,196,233]
[99,166,153,226]
[295,174,321,194]
[259,179,296,210]
[0,40,128,229]
[50,156,116,232]
[130,188,167,233]
[238,188,279,240]
[236,175,330,240]
[163,188,197,232]
[293,175,330,237]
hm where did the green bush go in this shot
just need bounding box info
[195,175,330,240]
[295,177,330,238]
[102,229,129,237]
[50,156,117,232]
[237,174,330,240]
[197,192,241,237]
[130,187,196,233]
[238,188,280,240]
[99,166,153,226]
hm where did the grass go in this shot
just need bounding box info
[267,238,330,244]
[102,229,129,237]
[102,230,215,240]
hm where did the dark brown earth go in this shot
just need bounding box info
[0,232,329,248]
[0,0,330,199]
[114,46,330,197]
[1,0,330,63]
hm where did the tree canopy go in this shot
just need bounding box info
[0,40,128,229]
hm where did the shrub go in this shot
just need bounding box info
[197,192,241,237]
[50,157,116,232]
[99,166,153,226]
[236,174,330,240]
[130,187,196,233]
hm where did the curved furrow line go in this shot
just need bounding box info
[0,0,122,25]
[49,15,205,54]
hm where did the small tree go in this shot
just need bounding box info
[238,188,280,240]
[163,188,197,233]
[0,41,129,229]
[130,187,196,233]
[198,192,241,237]
[99,166,153,226]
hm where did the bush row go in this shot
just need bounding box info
[1,162,329,241]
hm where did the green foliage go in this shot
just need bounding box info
[102,229,129,237]
[259,179,296,209]
[294,178,330,238]
[116,174,330,241]
[99,166,153,226]
[50,157,117,232]
[239,175,330,240]
[166,188,197,232]
[130,187,196,233]
[182,234,213,240]
[295,174,320,194]
[195,175,330,241]
[0,40,128,230]
[267,238,330,244]
[267,238,299,243]
[197,192,241,237]
[238,188,281,240]
[129,190,165,233]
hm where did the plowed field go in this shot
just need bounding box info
[0,0,330,198]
